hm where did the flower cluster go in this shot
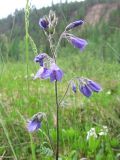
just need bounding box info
[71,77,102,97]
[87,126,108,140]
[39,11,87,52]
[34,53,64,82]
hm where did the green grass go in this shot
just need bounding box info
[0,52,120,159]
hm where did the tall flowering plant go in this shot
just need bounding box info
[27,10,102,159]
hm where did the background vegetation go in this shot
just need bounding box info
[0,0,120,159]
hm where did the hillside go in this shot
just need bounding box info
[0,0,120,61]
[85,3,119,25]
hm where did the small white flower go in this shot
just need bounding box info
[99,126,108,136]
[86,128,97,140]
[106,90,111,95]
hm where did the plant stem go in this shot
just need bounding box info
[25,0,29,95]
[55,80,59,160]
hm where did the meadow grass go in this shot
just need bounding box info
[0,51,120,159]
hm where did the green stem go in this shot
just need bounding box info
[55,80,59,160]
[25,0,29,94]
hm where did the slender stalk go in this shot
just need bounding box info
[55,80,59,160]
[25,0,29,94]
[48,28,66,160]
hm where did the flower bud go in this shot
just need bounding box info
[39,17,49,29]
[65,20,84,31]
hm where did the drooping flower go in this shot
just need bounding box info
[87,80,102,92]
[68,36,88,51]
[34,67,51,80]
[27,112,45,132]
[34,53,47,66]
[65,20,84,31]
[49,63,64,82]
[78,78,102,97]
[79,84,92,97]
[39,17,49,29]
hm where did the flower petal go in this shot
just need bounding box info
[70,37,88,51]
[50,63,64,82]
[50,71,56,82]
[79,85,92,97]
[27,120,41,132]
[87,80,102,92]
[39,18,49,29]
[34,53,47,66]
[72,83,77,93]
[65,20,84,31]
[56,70,64,81]
[34,68,51,80]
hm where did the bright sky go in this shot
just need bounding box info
[0,0,83,19]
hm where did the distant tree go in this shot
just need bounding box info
[0,34,9,61]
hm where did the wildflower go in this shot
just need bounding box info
[65,20,84,31]
[49,63,64,82]
[39,17,49,29]
[34,53,47,66]
[86,128,97,140]
[99,126,108,136]
[27,112,45,132]
[79,78,102,97]
[67,35,88,51]
[34,67,51,80]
